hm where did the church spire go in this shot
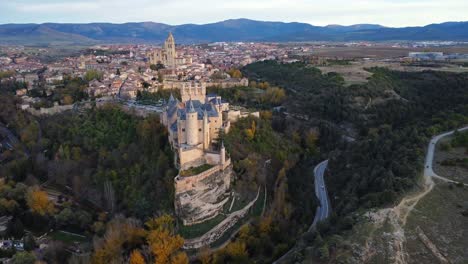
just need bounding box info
[167,32,174,42]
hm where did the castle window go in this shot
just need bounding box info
[199,128,202,132]
[182,129,185,132]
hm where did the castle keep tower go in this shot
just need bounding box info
[185,100,199,146]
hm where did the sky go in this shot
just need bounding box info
[1,0,467,27]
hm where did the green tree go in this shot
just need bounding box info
[12,252,36,264]
[84,70,103,82]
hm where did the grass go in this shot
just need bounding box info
[49,230,88,244]
[404,182,468,263]
[210,187,266,248]
[178,214,226,239]
[229,196,249,212]
[180,164,214,177]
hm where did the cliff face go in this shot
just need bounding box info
[175,164,233,226]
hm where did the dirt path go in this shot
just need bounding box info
[362,127,468,264]
[432,174,468,186]
[395,172,434,226]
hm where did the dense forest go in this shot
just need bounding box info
[242,61,468,261]
[0,78,183,262]
[212,114,319,263]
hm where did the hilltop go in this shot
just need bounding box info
[1,19,468,45]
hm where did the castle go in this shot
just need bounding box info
[158,33,261,226]
[162,84,233,225]
[149,33,192,69]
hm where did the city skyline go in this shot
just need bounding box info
[1,0,468,27]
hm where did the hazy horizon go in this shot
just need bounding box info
[1,0,468,27]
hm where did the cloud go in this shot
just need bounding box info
[16,2,100,13]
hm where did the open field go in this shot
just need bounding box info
[404,136,468,264]
[405,182,468,264]
[311,46,468,59]
[433,137,468,184]
[318,60,468,85]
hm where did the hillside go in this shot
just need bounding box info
[0,19,467,45]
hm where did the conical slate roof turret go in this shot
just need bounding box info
[187,99,196,113]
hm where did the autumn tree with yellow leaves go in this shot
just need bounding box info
[92,216,146,264]
[146,215,188,264]
[130,249,146,264]
[26,186,55,216]
[244,120,256,141]
[227,68,243,79]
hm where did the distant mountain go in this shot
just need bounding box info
[325,24,386,31]
[0,19,467,45]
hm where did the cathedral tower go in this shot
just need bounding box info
[164,32,176,69]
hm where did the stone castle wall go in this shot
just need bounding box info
[179,146,205,170]
[183,187,261,249]
[174,159,231,194]
[175,161,232,226]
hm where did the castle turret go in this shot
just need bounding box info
[186,99,198,146]
[220,141,226,165]
[203,109,210,150]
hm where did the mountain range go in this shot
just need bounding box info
[0,19,467,45]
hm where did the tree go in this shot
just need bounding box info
[145,214,174,232]
[26,186,55,216]
[12,252,36,264]
[23,233,37,251]
[258,216,272,234]
[146,215,187,264]
[129,249,146,264]
[318,243,330,260]
[198,246,212,264]
[92,216,146,264]
[158,72,164,83]
[305,130,319,155]
[225,241,248,262]
[243,120,256,141]
[63,95,74,105]
[228,68,242,79]
[84,70,103,82]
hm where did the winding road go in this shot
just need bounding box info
[0,124,20,150]
[274,160,331,263]
[310,160,330,230]
[425,126,468,185]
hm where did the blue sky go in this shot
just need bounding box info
[1,0,467,27]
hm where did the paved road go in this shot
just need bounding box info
[424,126,468,181]
[274,160,331,263]
[0,124,20,151]
[310,160,330,230]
